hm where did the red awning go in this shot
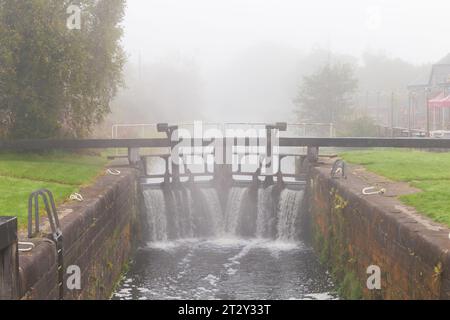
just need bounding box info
[428,92,450,108]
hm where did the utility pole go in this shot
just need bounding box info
[408,92,412,137]
[443,87,447,130]
[365,91,369,116]
[390,91,395,137]
[138,51,142,81]
[426,89,431,137]
[377,91,382,124]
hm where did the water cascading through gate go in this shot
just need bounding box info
[114,181,337,300]
[113,123,337,300]
[142,183,305,242]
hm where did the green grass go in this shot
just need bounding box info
[0,152,107,185]
[341,149,450,227]
[0,151,107,228]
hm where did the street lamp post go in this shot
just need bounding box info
[426,88,431,137]
[408,92,412,137]
[390,91,395,137]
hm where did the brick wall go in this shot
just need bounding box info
[306,165,450,300]
[18,168,141,300]
[0,217,19,299]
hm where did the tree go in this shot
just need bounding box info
[337,116,378,137]
[294,63,358,124]
[0,0,126,139]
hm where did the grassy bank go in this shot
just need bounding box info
[341,149,450,227]
[0,152,107,228]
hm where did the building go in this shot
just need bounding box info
[408,54,450,134]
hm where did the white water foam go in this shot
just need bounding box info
[143,185,304,241]
[277,189,304,241]
[256,186,275,238]
[143,189,167,242]
[224,187,247,235]
[200,188,224,235]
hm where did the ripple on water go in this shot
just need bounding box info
[112,239,337,301]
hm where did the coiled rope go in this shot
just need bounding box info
[69,193,84,202]
[362,186,386,195]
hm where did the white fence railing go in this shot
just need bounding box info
[111,122,335,139]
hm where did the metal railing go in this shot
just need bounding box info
[2,122,450,184]
[2,137,450,151]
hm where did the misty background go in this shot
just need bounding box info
[107,0,449,126]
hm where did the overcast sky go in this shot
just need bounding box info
[117,0,450,123]
[123,0,450,67]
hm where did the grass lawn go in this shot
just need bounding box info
[0,152,108,228]
[341,149,450,227]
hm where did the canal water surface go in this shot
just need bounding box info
[113,185,337,300]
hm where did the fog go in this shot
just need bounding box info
[110,0,450,124]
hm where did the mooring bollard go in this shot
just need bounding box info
[128,147,141,166]
[307,146,319,163]
[157,123,181,184]
[0,217,19,300]
[294,156,304,180]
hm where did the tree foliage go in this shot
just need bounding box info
[0,0,126,139]
[337,116,378,137]
[294,63,358,124]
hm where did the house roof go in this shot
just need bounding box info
[408,53,450,89]
[408,71,431,89]
[436,53,450,65]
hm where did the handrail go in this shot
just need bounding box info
[27,189,64,299]
[2,137,450,151]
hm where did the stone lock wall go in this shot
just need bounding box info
[0,217,19,299]
[306,165,450,300]
[18,168,141,300]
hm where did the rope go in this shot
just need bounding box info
[70,193,84,202]
[362,186,386,195]
[331,160,347,179]
[107,168,121,176]
[18,242,35,253]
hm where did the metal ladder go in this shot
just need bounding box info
[28,189,64,299]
